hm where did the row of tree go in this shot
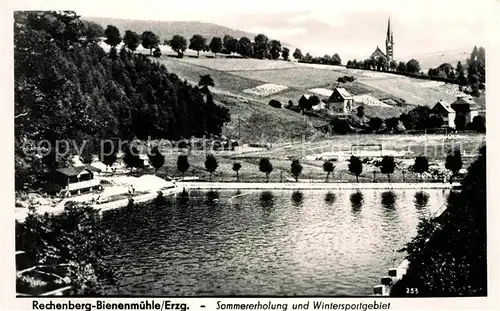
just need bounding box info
[347,149,463,183]
[14,11,230,190]
[118,144,464,184]
[346,57,421,74]
[101,23,344,65]
[295,52,342,66]
[427,46,486,96]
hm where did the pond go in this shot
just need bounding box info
[100,189,450,296]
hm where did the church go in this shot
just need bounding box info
[370,18,394,64]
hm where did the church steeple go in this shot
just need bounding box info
[385,17,394,61]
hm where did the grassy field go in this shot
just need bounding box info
[159,56,479,109]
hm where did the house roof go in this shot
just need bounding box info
[55,165,100,176]
[432,100,454,113]
[452,97,481,110]
[335,88,353,99]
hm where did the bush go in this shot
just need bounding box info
[268,99,282,109]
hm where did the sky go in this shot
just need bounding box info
[12,0,495,60]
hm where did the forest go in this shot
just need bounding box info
[14,11,230,190]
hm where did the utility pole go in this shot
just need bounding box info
[238,117,241,141]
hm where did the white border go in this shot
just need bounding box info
[1,1,499,310]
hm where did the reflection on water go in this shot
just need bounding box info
[381,191,397,209]
[260,191,275,209]
[325,192,336,205]
[291,191,304,207]
[350,191,364,211]
[100,189,449,296]
[414,191,429,209]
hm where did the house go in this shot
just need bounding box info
[429,100,455,128]
[49,165,102,196]
[430,97,480,128]
[450,96,480,124]
[328,88,354,114]
[298,94,311,109]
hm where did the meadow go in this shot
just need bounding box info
[159,55,476,109]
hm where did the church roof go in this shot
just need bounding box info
[371,46,387,59]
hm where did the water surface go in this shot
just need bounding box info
[100,189,449,296]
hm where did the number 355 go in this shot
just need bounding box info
[406,288,419,294]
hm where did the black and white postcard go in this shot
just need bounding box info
[1,0,498,310]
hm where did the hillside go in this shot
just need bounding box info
[156,56,483,110]
[85,16,258,42]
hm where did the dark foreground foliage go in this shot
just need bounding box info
[16,203,120,295]
[391,145,486,296]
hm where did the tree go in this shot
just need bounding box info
[454,114,467,131]
[148,146,165,173]
[254,34,270,59]
[332,53,342,65]
[139,31,159,55]
[282,47,290,61]
[323,160,335,182]
[153,46,161,58]
[397,61,406,73]
[428,115,444,129]
[123,30,140,51]
[104,25,121,47]
[385,117,399,132]
[380,156,396,182]
[390,60,397,71]
[122,144,144,172]
[82,21,104,43]
[413,156,429,181]
[456,61,468,86]
[369,117,384,132]
[198,74,215,94]
[290,159,303,182]
[223,35,238,54]
[309,95,321,107]
[237,37,253,57]
[188,34,207,58]
[16,203,120,295]
[348,155,363,182]
[356,106,365,118]
[259,157,273,182]
[169,35,187,57]
[303,53,313,62]
[406,59,421,74]
[204,154,218,181]
[101,141,118,171]
[232,162,242,181]
[269,40,282,60]
[445,149,463,184]
[177,155,190,180]
[293,48,303,60]
[209,37,223,58]
[472,115,486,133]
[377,57,388,71]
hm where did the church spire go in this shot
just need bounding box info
[386,17,393,43]
[385,17,394,61]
